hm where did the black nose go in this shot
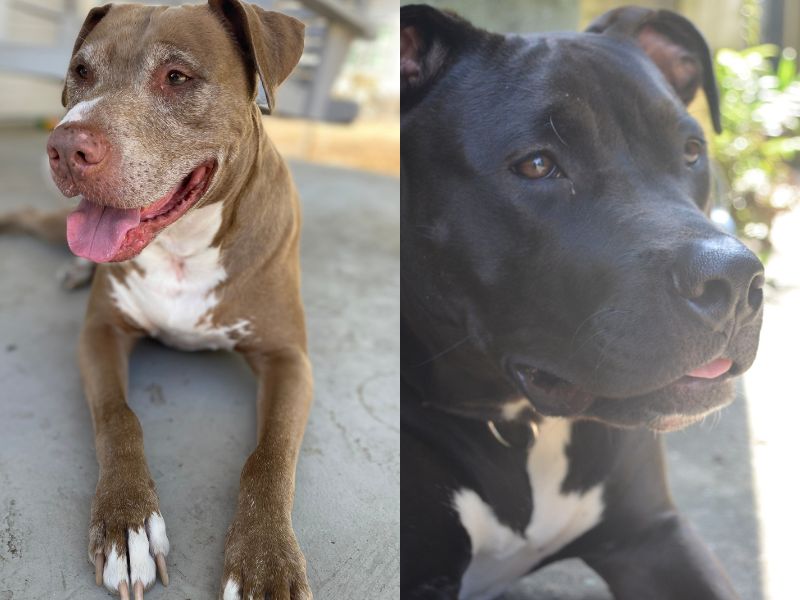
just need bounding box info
[671,236,764,330]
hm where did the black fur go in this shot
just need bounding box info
[401,5,762,599]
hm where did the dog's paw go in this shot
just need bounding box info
[89,476,170,598]
[220,515,311,600]
[57,257,95,290]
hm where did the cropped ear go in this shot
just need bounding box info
[587,6,721,133]
[61,4,112,107]
[401,4,482,112]
[209,0,304,113]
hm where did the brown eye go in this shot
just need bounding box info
[513,152,560,180]
[75,64,89,79]
[167,70,190,85]
[684,138,703,165]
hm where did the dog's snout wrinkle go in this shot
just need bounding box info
[671,236,764,330]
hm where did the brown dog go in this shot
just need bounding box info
[4,1,314,598]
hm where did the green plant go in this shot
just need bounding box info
[713,44,800,256]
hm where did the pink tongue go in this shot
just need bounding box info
[66,198,141,262]
[686,358,733,379]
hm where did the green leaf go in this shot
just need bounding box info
[776,53,798,90]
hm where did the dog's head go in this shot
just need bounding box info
[48,0,304,262]
[401,5,764,431]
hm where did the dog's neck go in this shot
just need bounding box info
[401,313,522,422]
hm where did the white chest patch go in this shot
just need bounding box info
[110,203,250,351]
[454,418,605,600]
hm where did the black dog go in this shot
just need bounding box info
[401,5,763,599]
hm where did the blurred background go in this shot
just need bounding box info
[0,1,399,598]
[405,1,799,600]
[0,0,399,175]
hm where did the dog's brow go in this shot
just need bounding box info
[150,42,205,75]
[542,105,599,146]
[677,114,705,138]
[73,44,97,66]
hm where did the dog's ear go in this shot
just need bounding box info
[61,4,112,107]
[209,0,304,113]
[587,6,721,133]
[401,4,482,111]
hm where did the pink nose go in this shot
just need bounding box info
[47,126,110,179]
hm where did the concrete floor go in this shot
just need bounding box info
[0,129,399,599]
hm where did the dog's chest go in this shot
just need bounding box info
[109,203,249,351]
[454,418,604,600]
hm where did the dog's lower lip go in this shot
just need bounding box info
[513,364,579,394]
[649,413,704,432]
[509,356,736,421]
[510,363,595,415]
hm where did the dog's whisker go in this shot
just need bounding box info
[568,308,632,352]
[566,309,634,368]
[591,330,629,374]
[412,334,475,367]
[549,115,569,147]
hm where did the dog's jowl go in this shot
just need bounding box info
[6,1,314,598]
[401,5,763,600]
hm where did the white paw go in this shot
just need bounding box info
[127,527,156,591]
[223,579,241,600]
[222,579,264,600]
[93,511,170,596]
[102,544,129,592]
[57,256,95,290]
[145,512,170,558]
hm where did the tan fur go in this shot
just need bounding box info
[0,206,71,244]
[44,1,312,598]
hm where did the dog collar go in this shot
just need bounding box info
[486,419,539,450]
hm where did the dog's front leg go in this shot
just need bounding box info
[221,346,314,600]
[80,314,169,599]
[584,512,740,600]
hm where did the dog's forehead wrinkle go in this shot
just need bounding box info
[75,42,102,68]
[517,36,687,133]
[88,6,187,77]
[143,42,206,77]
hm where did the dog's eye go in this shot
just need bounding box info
[512,152,561,180]
[75,64,89,79]
[684,138,703,165]
[167,70,190,85]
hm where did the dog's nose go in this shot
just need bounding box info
[671,237,764,329]
[47,126,109,178]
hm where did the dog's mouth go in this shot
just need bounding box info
[509,356,737,431]
[66,160,216,263]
